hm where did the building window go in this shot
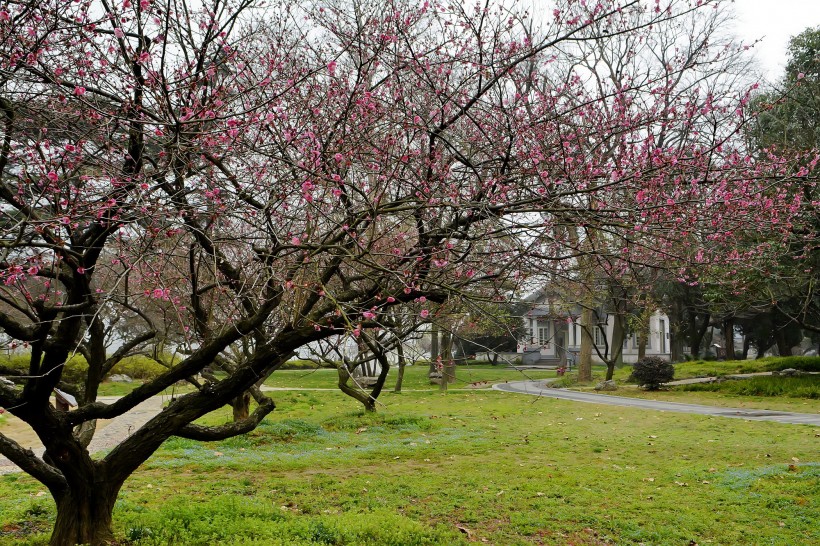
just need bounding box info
[537,323,550,347]
[594,326,605,346]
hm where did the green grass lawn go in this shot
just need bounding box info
[582,385,820,412]
[1,386,818,545]
[263,363,557,391]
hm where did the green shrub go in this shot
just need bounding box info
[631,356,674,390]
[108,355,172,380]
[279,359,336,370]
[1,352,89,384]
[761,355,820,372]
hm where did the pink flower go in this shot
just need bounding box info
[327,60,337,76]
[138,53,151,66]
[46,171,58,182]
[27,266,39,276]
[333,153,344,162]
[362,311,376,320]
[74,86,86,96]
[0,11,10,22]
[420,309,430,318]
[291,236,301,245]
[114,28,124,38]
[76,267,86,274]
[386,296,395,303]
[65,144,76,152]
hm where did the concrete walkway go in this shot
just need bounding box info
[0,395,165,475]
[493,381,820,426]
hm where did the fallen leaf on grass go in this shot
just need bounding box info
[642,477,655,482]
[674,481,688,487]
[456,525,473,538]
[355,427,367,434]
[213,451,223,457]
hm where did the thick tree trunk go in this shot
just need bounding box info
[775,329,793,357]
[578,307,594,382]
[50,485,118,546]
[742,336,751,360]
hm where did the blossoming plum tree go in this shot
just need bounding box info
[0,0,815,543]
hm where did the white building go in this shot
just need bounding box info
[517,291,671,366]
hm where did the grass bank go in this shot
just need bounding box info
[1,388,818,545]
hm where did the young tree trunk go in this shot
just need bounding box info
[393,342,406,393]
[231,391,252,421]
[637,332,647,360]
[722,318,735,360]
[429,322,439,377]
[50,484,119,546]
[578,307,594,382]
[439,330,453,391]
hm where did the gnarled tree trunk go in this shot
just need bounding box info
[50,483,119,546]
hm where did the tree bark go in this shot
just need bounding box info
[393,342,406,393]
[722,318,735,360]
[578,307,594,382]
[688,313,710,359]
[604,315,626,381]
[439,330,453,391]
[50,483,119,546]
[231,391,252,421]
[429,322,439,377]
[775,329,793,356]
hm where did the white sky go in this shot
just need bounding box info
[730,0,820,81]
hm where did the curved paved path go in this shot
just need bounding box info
[0,395,165,475]
[493,381,820,426]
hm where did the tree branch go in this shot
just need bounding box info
[173,396,275,441]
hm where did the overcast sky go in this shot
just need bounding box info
[731,0,820,80]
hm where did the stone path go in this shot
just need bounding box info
[0,395,165,475]
[493,380,820,426]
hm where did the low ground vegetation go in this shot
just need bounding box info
[0,387,817,545]
[677,376,820,399]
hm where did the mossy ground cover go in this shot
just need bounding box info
[1,385,818,545]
